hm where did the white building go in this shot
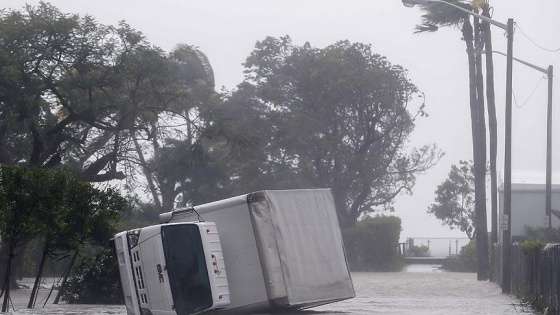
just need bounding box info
[498,183,560,243]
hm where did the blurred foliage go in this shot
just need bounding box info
[457,239,477,272]
[342,216,403,271]
[442,240,477,272]
[223,36,442,228]
[521,225,554,256]
[408,245,431,257]
[117,200,162,232]
[428,160,476,240]
[524,225,560,243]
[57,200,169,304]
[60,248,123,304]
[0,165,126,304]
[21,238,72,278]
[520,240,546,255]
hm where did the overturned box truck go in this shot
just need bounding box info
[114,189,354,315]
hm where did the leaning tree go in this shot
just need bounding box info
[413,0,493,280]
[132,44,221,212]
[0,3,209,181]
[0,3,220,216]
[0,2,217,303]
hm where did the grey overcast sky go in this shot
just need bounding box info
[4,0,560,242]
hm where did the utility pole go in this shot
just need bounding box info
[546,65,554,229]
[502,18,514,294]
[483,53,554,234]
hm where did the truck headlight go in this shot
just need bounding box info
[127,229,141,248]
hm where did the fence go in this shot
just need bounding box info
[406,237,470,257]
[496,243,560,313]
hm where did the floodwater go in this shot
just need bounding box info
[3,266,534,315]
[312,265,535,314]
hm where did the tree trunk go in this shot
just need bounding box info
[0,242,21,294]
[474,15,489,281]
[12,243,26,282]
[1,244,15,312]
[332,188,360,229]
[133,134,162,210]
[463,18,488,281]
[482,3,498,282]
[28,244,49,308]
[53,250,79,304]
[0,243,8,295]
[160,182,178,213]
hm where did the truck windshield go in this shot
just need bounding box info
[161,224,212,315]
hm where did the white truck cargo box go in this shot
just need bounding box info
[159,189,354,313]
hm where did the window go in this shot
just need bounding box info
[161,224,212,315]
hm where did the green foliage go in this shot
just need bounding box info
[442,240,477,272]
[118,200,162,231]
[408,245,431,257]
[457,239,477,272]
[414,0,473,33]
[60,248,123,304]
[147,138,230,210]
[0,3,208,183]
[524,225,560,243]
[0,165,127,307]
[0,2,223,305]
[222,36,442,227]
[0,165,62,247]
[132,43,220,212]
[21,238,72,277]
[428,160,476,240]
[342,216,404,271]
[0,165,123,249]
[520,240,546,255]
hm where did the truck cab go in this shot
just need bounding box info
[114,222,230,315]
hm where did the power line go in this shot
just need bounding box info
[513,75,546,108]
[516,24,560,53]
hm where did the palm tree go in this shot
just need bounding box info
[133,44,217,212]
[482,2,499,282]
[414,0,491,280]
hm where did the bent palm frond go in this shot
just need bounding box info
[414,0,473,33]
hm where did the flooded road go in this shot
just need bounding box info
[312,265,534,314]
[4,266,534,314]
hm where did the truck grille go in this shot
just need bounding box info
[131,248,148,306]
[135,265,145,290]
[140,293,148,304]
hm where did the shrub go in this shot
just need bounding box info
[524,225,560,243]
[342,216,404,272]
[442,240,477,272]
[408,244,431,257]
[61,247,123,304]
[520,240,545,255]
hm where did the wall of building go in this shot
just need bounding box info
[498,183,560,244]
